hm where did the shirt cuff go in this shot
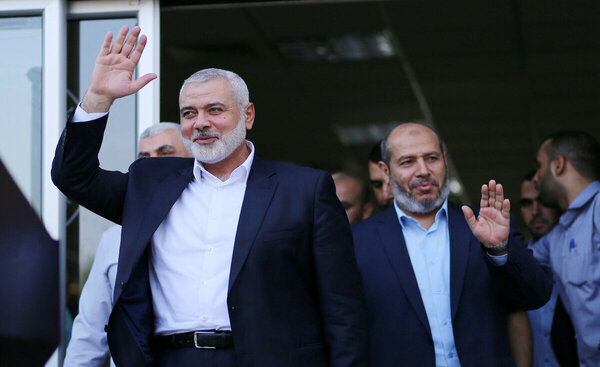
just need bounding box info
[486,252,508,266]
[73,103,108,122]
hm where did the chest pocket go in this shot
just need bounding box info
[563,239,589,287]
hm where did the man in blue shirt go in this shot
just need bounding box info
[352,123,551,367]
[520,172,565,367]
[532,131,600,367]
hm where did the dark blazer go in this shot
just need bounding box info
[52,115,369,367]
[352,203,551,367]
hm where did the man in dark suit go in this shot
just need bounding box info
[352,123,551,367]
[52,25,368,367]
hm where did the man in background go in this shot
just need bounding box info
[532,131,600,366]
[333,172,373,225]
[64,122,190,367]
[368,141,393,210]
[520,171,578,367]
[353,122,551,366]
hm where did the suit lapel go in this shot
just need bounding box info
[228,156,277,291]
[117,165,194,298]
[448,202,471,320]
[377,208,431,333]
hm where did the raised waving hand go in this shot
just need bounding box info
[461,180,511,250]
[81,25,157,113]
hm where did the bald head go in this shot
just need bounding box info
[382,123,444,167]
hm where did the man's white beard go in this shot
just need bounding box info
[390,173,450,214]
[183,115,246,164]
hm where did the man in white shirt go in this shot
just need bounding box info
[52,26,368,367]
[64,122,190,367]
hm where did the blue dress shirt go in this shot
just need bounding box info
[525,246,560,367]
[533,181,600,367]
[394,200,461,367]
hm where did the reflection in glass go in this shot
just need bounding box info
[0,16,42,213]
[66,18,137,318]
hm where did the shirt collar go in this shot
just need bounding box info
[559,180,600,227]
[393,198,448,231]
[192,140,255,185]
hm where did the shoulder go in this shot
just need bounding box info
[261,158,326,177]
[129,156,194,172]
[255,157,331,186]
[353,208,391,234]
[96,225,122,260]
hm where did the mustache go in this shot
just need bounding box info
[191,130,220,141]
[409,177,439,190]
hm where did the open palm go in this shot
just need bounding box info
[462,180,510,247]
[82,25,157,113]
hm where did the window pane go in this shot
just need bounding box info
[0,16,42,214]
[65,18,137,317]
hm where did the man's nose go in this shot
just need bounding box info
[532,200,541,214]
[193,114,210,130]
[415,159,429,176]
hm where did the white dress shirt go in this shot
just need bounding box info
[64,225,120,367]
[150,143,254,335]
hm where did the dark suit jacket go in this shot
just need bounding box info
[52,115,369,367]
[352,203,551,367]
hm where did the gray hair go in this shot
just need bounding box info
[381,123,445,167]
[139,122,182,141]
[179,68,250,110]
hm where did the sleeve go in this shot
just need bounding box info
[72,104,109,122]
[488,215,553,310]
[51,112,128,224]
[64,226,121,367]
[531,235,551,268]
[311,172,369,367]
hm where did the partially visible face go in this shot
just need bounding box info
[533,140,563,207]
[138,129,190,159]
[520,180,560,239]
[179,79,253,164]
[334,178,367,225]
[384,124,449,214]
[368,161,393,208]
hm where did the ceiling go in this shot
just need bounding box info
[160,0,600,208]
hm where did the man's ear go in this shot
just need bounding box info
[378,161,389,182]
[244,102,255,130]
[552,155,566,176]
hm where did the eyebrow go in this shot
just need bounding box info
[179,102,227,114]
[155,144,175,151]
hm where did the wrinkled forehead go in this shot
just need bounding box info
[389,125,441,157]
[179,79,235,104]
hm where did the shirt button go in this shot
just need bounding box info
[202,316,207,321]
[448,352,454,358]
[217,187,223,191]
[203,281,208,286]
[208,247,214,252]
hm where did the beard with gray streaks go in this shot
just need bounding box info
[389,172,450,214]
[183,115,246,164]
